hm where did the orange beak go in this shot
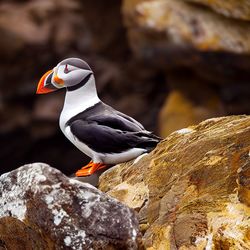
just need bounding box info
[54,74,64,85]
[36,69,56,94]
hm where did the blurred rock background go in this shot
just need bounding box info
[0,0,250,175]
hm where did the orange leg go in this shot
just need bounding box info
[75,161,107,177]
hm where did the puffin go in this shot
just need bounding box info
[36,58,161,177]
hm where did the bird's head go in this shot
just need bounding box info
[36,58,93,94]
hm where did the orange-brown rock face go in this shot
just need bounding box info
[158,73,224,138]
[0,217,48,250]
[99,115,250,249]
[123,0,250,57]
[1,0,250,175]
[123,0,250,136]
[183,0,250,21]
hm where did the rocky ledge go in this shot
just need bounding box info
[99,115,250,249]
[0,115,249,249]
[0,164,141,250]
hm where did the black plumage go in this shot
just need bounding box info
[66,102,161,154]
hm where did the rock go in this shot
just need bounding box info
[74,167,108,187]
[80,0,129,59]
[237,153,250,207]
[183,0,250,21]
[123,0,250,54]
[159,90,223,137]
[99,115,250,249]
[0,217,48,250]
[0,163,141,249]
[158,73,224,136]
[123,0,250,81]
[123,0,250,137]
[0,0,84,56]
[1,0,250,188]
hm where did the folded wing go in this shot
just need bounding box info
[68,114,161,154]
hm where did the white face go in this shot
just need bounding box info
[51,58,93,88]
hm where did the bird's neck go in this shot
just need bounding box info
[63,75,100,114]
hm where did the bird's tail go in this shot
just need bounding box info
[136,132,162,152]
[136,131,162,141]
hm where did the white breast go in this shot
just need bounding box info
[59,97,100,160]
[58,76,147,164]
[62,126,96,159]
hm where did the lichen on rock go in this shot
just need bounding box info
[99,115,250,249]
[0,163,141,250]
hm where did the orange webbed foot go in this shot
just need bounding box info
[75,161,107,177]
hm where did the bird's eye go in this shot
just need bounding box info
[64,64,69,74]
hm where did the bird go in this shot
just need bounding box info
[36,58,161,177]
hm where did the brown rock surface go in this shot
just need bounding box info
[0,163,141,250]
[184,0,250,21]
[1,0,250,183]
[159,73,224,136]
[0,217,48,250]
[159,90,222,137]
[123,0,250,55]
[99,115,250,249]
[122,0,250,86]
[123,0,250,136]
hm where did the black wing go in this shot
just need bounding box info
[69,115,161,154]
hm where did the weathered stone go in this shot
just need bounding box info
[158,73,224,136]
[0,0,83,56]
[183,0,250,21]
[123,0,250,136]
[123,0,250,54]
[0,217,48,250]
[99,115,250,249]
[159,90,223,137]
[123,0,250,84]
[80,0,128,59]
[0,163,141,249]
[237,153,250,207]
